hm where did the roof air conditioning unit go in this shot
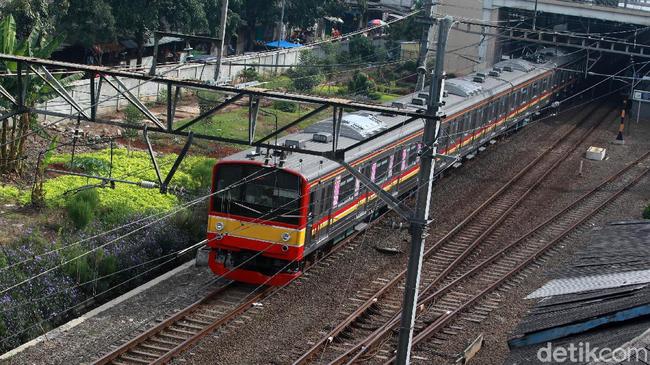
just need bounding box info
[411,97,426,106]
[488,70,500,77]
[493,67,502,73]
[312,132,332,143]
[476,72,487,78]
[472,76,485,83]
[285,139,307,149]
[503,66,513,72]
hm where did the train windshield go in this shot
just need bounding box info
[213,164,302,225]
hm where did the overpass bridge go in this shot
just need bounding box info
[489,0,650,26]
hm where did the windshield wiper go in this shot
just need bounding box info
[231,201,262,214]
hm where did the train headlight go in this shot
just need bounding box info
[281,232,291,242]
[216,222,224,231]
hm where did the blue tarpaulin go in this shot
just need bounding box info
[265,40,302,49]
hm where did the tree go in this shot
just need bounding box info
[56,0,116,48]
[109,0,210,66]
[287,50,324,92]
[0,0,67,40]
[285,0,346,30]
[347,71,379,100]
[0,15,76,175]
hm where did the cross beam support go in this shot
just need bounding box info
[175,93,245,132]
[337,160,413,221]
[102,75,166,129]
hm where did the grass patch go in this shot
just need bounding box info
[0,185,22,203]
[177,106,329,146]
[41,148,216,226]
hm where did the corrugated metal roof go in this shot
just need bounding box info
[506,221,650,364]
[527,270,650,299]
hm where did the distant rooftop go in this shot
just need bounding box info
[506,221,650,364]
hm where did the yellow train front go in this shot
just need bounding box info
[207,161,310,286]
[205,48,584,286]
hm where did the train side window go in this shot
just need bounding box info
[532,82,538,97]
[337,175,355,206]
[309,190,318,217]
[321,183,333,215]
[392,149,402,175]
[520,89,527,105]
[375,157,390,183]
[362,165,372,181]
[407,144,418,166]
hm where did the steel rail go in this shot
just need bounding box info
[325,104,618,365]
[292,102,611,365]
[93,186,404,365]
[381,151,650,364]
[342,150,650,365]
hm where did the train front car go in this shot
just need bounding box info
[207,161,310,286]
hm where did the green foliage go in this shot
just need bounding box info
[0,185,22,202]
[348,71,379,99]
[189,159,215,191]
[644,205,650,219]
[349,35,376,62]
[288,50,324,92]
[43,148,214,225]
[272,100,298,113]
[66,157,111,175]
[66,189,99,229]
[239,67,260,82]
[57,0,116,47]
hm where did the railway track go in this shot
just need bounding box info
[93,184,394,365]
[292,103,617,365]
[360,150,650,365]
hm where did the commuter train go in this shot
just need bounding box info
[205,48,584,286]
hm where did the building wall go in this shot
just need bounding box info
[438,0,498,76]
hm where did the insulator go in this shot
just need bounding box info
[139,180,158,189]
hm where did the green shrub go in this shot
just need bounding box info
[0,185,21,202]
[288,50,324,92]
[189,159,215,190]
[66,157,111,175]
[240,67,260,82]
[272,100,298,113]
[66,189,99,229]
[644,205,650,219]
[348,72,377,97]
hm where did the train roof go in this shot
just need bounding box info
[222,49,581,182]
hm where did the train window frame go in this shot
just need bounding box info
[392,148,403,176]
[407,144,418,166]
[362,165,373,182]
[375,156,390,183]
[520,88,528,105]
[337,174,356,207]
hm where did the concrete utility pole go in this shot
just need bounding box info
[415,0,438,91]
[395,15,453,365]
[532,0,539,30]
[214,0,229,82]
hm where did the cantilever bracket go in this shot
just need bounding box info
[30,65,90,120]
[0,83,17,106]
[103,75,166,129]
[143,126,163,187]
[336,160,413,222]
[161,132,194,193]
[144,127,195,194]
